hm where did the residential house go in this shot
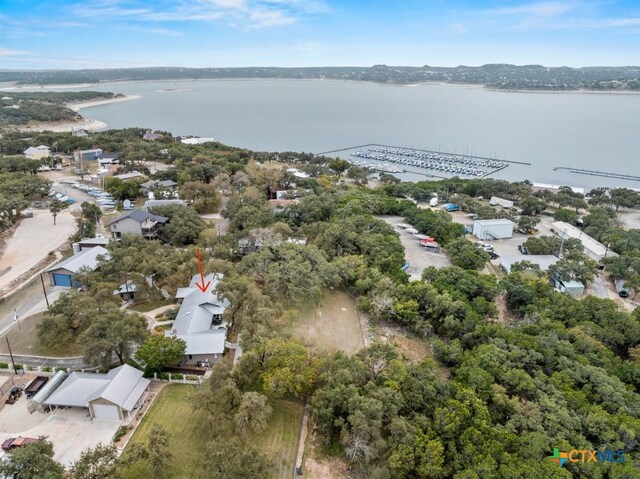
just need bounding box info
[46,246,109,287]
[551,221,618,261]
[166,273,229,366]
[143,131,163,141]
[72,128,88,137]
[75,148,103,161]
[114,171,146,181]
[108,209,169,240]
[181,137,215,145]
[23,145,51,160]
[44,364,149,421]
[97,152,120,166]
[140,179,178,196]
[75,235,110,252]
[113,280,137,301]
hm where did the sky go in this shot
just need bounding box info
[1,0,640,69]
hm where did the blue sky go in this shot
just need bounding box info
[1,0,639,69]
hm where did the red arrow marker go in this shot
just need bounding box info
[195,248,211,293]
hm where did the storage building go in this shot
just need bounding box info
[473,219,514,240]
[46,246,109,287]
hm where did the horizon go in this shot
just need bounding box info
[1,1,640,69]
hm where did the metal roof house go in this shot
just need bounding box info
[46,246,109,287]
[166,273,229,366]
[76,235,110,252]
[23,145,51,160]
[551,221,618,261]
[44,364,149,421]
[140,180,178,195]
[473,219,514,240]
[108,209,169,240]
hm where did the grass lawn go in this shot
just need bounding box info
[0,311,83,357]
[293,290,363,354]
[121,384,303,479]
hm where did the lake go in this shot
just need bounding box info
[24,80,640,188]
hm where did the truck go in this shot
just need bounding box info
[429,194,439,207]
[489,196,514,209]
[443,203,460,212]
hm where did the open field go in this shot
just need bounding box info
[0,312,83,357]
[122,384,303,479]
[294,290,363,354]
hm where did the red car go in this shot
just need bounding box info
[1,437,38,451]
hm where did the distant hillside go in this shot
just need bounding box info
[2,64,640,91]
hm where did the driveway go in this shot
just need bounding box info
[0,391,120,467]
[0,209,75,293]
[378,216,451,280]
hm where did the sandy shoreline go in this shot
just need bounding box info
[68,94,141,111]
[16,117,108,133]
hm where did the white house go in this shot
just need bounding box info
[24,145,51,160]
[551,221,618,261]
[166,273,230,366]
[44,364,149,421]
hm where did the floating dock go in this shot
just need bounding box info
[553,167,640,183]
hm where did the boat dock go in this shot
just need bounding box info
[317,143,525,178]
[553,167,640,183]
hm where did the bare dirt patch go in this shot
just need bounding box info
[294,290,363,355]
[375,323,432,363]
[303,429,363,479]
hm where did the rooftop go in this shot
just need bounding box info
[46,246,109,274]
[473,218,514,226]
[108,209,169,226]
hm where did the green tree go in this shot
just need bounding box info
[136,335,186,374]
[610,188,640,211]
[82,309,149,367]
[49,198,67,225]
[148,425,172,479]
[234,391,273,434]
[68,443,121,479]
[204,438,270,479]
[73,201,103,240]
[517,215,540,234]
[0,438,64,479]
[519,196,546,216]
[553,208,578,223]
[179,181,221,213]
[445,238,490,270]
[328,158,351,174]
[149,205,206,245]
[105,177,141,200]
[346,166,369,185]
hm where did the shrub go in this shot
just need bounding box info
[113,426,128,442]
[172,373,183,380]
[186,375,199,381]
[42,366,52,372]
[158,372,170,380]
[55,367,67,373]
[0,362,8,369]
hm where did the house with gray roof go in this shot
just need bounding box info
[23,145,50,160]
[108,209,169,240]
[46,246,109,287]
[140,179,178,196]
[44,364,149,421]
[166,273,229,366]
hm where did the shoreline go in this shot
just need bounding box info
[67,94,141,111]
[3,78,640,95]
[14,117,108,133]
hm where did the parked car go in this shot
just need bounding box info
[477,242,494,252]
[1,437,37,452]
[518,244,529,255]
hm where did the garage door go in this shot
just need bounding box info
[92,404,120,420]
[52,273,72,287]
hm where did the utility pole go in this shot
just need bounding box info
[5,337,19,375]
[40,273,50,308]
[558,228,567,259]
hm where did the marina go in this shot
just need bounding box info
[320,144,519,178]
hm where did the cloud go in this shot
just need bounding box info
[69,0,329,28]
[0,47,28,56]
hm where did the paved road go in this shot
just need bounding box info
[378,216,451,280]
[0,285,64,338]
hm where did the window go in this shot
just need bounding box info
[188,355,192,360]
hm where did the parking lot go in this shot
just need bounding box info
[0,375,121,467]
[378,216,451,280]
